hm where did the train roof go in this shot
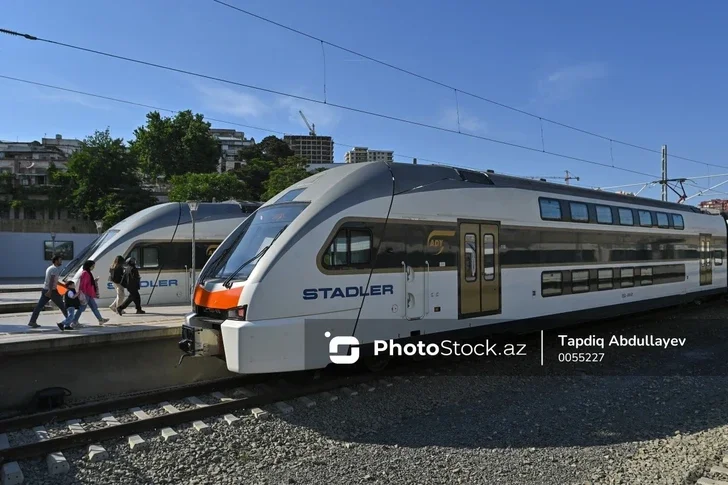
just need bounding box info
[282,161,703,215]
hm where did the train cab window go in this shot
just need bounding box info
[640,267,653,285]
[571,270,589,293]
[618,208,634,226]
[569,202,589,222]
[715,250,724,266]
[539,198,562,221]
[141,247,159,268]
[541,271,562,297]
[620,267,634,287]
[323,228,373,269]
[483,234,495,281]
[595,205,613,224]
[464,233,477,282]
[637,210,652,227]
[672,214,684,230]
[655,212,669,228]
[598,269,613,290]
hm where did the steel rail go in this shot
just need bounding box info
[0,371,381,464]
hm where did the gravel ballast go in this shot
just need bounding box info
[9,300,728,484]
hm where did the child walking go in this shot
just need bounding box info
[56,281,80,331]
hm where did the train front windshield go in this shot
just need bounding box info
[60,229,119,279]
[207,202,308,281]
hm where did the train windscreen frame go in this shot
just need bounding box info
[59,229,120,279]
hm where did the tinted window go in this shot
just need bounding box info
[541,271,562,297]
[464,233,476,282]
[539,198,561,220]
[569,202,589,222]
[276,188,305,203]
[598,268,613,290]
[595,205,613,224]
[618,208,634,226]
[572,269,589,293]
[322,228,373,268]
[638,210,652,226]
[656,212,669,228]
[142,247,159,268]
[349,230,372,264]
[483,234,495,281]
[620,267,634,287]
[672,214,684,229]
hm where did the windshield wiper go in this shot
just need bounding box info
[221,226,287,289]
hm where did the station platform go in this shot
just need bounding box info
[0,304,189,356]
[0,279,43,293]
[0,304,235,412]
[0,290,50,314]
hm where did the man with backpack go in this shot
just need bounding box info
[116,257,145,315]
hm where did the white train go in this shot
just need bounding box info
[57,201,260,307]
[180,161,727,374]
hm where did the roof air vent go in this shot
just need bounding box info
[455,169,495,185]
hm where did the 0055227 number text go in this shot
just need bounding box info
[557,353,605,363]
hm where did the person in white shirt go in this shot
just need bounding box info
[28,254,68,328]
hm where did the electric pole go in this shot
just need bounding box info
[564,170,580,185]
[661,145,668,201]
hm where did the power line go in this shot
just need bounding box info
[0,29,660,179]
[0,74,445,167]
[208,2,728,172]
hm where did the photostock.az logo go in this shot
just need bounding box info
[325,331,360,364]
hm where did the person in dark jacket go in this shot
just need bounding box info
[108,255,126,312]
[56,280,81,331]
[117,257,145,315]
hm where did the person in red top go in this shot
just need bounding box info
[72,259,110,327]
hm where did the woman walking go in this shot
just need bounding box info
[108,255,126,312]
[73,260,110,326]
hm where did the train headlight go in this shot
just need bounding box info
[227,305,247,320]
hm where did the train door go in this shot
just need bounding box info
[700,234,713,285]
[458,221,501,318]
[402,225,428,320]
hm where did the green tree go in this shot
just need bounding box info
[168,172,247,202]
[261,156,312,200]
[129,110,220,179]
[64,129,156,227]
[232,158,276,201]
[257,135,294,160]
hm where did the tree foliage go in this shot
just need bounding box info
[262,156,312,201]
[63,129,156,228]
[168,172,247,202]
[129,110,220,179]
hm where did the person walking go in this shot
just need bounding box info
[28,254,68,328]
[117,257,145,315]
[56,280,81,331]
[72,260,109,326]
[108,255,126,313]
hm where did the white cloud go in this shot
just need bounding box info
[33,90,114,111]
[195,83,270,118]
[537,62,607,103]
[439,106,488,134]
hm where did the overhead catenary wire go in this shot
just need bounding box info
[208,2,728,172]
[0,29,660,180]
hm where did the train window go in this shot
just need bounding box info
[539,198,562,221]
[598,269,613,290]
[464,233,477,282]
[571,270,589,293]
[618,208,634,226]
[141,247,159,269]
[483,234,495,281]
[640,267,653,285]
[620,267,634,287]
[672,214,684,230]
[325,230,351,267]
[541,271,562,297]
[638,210,652,227]
[569,202,589,222]
[595,205,613,224]
[715,250,724,266]
[349,230,372,264]
[656,212,669,228]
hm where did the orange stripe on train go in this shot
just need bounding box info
[56,282,68,296]
[193,285,243,310]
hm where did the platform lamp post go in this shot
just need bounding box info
[94,220,103,236]
[187,201,199,305]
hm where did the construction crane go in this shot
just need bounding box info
[526,171,580,185]
[298,110,316,136]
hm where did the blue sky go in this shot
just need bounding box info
[3,0,728,204]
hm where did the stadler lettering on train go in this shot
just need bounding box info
[106,279,179,290]
[302,285,394,300]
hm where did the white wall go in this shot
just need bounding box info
[0,232,98,279]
